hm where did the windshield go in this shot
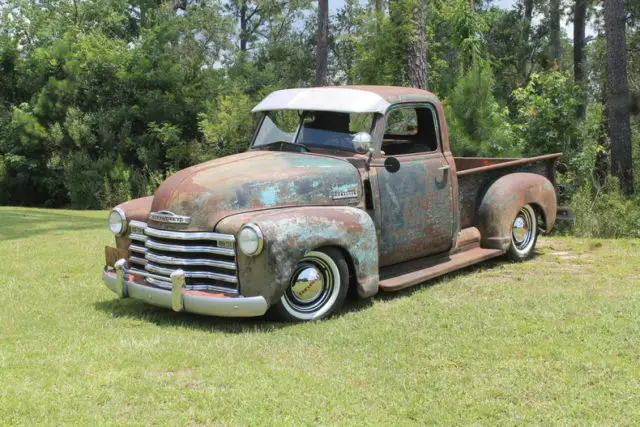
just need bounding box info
[252,110,375,152]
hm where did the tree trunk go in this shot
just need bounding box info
[523,0,533,43]
[518,0,534,82]
[405,0,428,90]
[550,0,562,67]
[516,0,535,83]
[315,0,329,86]
[574,0,587,120]
[604,0,634,195]
[375,0,384,33]
[240,0,248,52]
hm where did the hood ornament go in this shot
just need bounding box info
[149,211,191,224]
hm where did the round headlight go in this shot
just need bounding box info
[237,223,264,256]
[108,208,127,236]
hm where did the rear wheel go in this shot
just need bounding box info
[507,204,538,261]
[274,248,349,322]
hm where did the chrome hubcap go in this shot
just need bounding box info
[284,258,334,313]
[290,267,324,303]
[512,208,534,250]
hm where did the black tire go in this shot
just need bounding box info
[273,248,350,322]
[507,204,538,261]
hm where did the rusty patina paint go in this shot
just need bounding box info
[106,86,564,314]
[477,172,557,250]
[366,99,456,267]
[458,156,559,230]
[216,206,379,303]
[148,151,363,231]
[336,85,441,108]
[372,151,454,266]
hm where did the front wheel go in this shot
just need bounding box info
[274,248,349,322]
[507,204,538,261]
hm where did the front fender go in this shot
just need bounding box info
[216,207,379,305]
[478,172,557,251]
[113,196,153,250]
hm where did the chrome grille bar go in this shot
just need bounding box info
[129,233,147,242]
[129,244,146,254]
[128,267,171,282]
[129,255,147,265]
[129,220,148,230]
[125,221,239,292]
[145,252,236,271]
[144,227,235,242]
[146,276,172,289]
[145,239,235,256]
[145,263,238,284]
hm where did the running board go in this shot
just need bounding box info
[378,247,504,292]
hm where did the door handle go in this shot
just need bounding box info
[438,165,451,172]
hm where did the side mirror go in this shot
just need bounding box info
[384,157,400,173]
[352,132,372,154]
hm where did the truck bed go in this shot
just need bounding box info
[455,153,562,230]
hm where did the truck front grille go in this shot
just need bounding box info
[127,221,238,294]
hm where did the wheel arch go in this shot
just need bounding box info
[477,172,557,251]
[215,206,380,305]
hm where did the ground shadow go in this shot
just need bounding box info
[94,252,532,332]
[93,299,294,334]
[338,254,514,317]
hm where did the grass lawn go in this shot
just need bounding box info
[1,206,639,425]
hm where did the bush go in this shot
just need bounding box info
[198,91,255,159]
[102,158,133,210]
[63,152,111,210]
[570,176,640,238]
[513,71,582,157]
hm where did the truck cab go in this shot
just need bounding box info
[103,86,560,321]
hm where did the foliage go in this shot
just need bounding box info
[445,60,518,157]
[0,0,637,236]
[570,176,640,238]
[198,90,256,158]
[513,71,582,157]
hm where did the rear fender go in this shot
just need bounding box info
[216,207,379,305]
[478,173,557,251]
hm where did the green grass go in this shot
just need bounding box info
[1,206,639,425]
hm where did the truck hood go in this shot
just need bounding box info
[149,151,362,230]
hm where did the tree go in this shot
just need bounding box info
[604,0,634,195]
[519,0,535,79]
[574,0,587,120]
[406,0,428,89]
[549,0,562,67]
[390,0,428,89]
[315,0,329,86]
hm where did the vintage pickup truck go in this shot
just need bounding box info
[102,86,562,321]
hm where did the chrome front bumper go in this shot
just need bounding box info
[102,259,268,317]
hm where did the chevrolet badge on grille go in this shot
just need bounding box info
[149,211,191,224]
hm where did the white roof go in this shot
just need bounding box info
[251,87,391,114]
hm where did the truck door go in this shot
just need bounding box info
[372,104,454,267]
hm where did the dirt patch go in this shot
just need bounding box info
[549,251,581,260]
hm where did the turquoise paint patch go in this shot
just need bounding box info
[332,183,358,193]
[260,187,279,207]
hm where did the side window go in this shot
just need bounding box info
[382,106,439,156]
[385,109,418,136]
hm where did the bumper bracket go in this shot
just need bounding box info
[103,258,268,318]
